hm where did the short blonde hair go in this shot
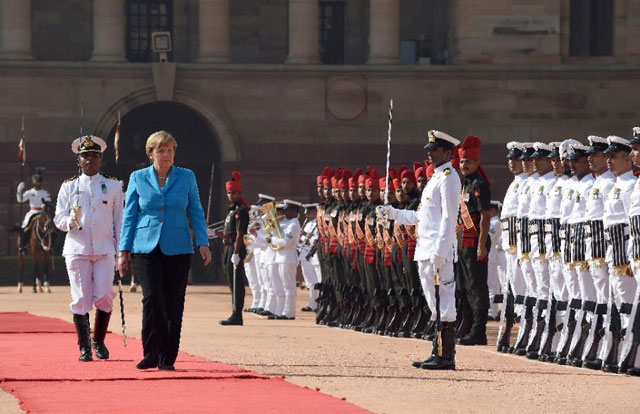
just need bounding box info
[146,131,177,157]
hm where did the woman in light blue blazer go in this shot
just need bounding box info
[118,130,211,371]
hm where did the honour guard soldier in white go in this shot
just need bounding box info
[496,142,528,353]
[16,171,51,253]
[552,140,581,364]
[512,143,539,355]
[581,136,616,369]
[620,127,640,375]
[521,142,557,359]
[563,143,597,366]
[599,135,637,373]
[380,130,462,370]
[268,200,302,320]
[53,135,124,362]
[299,203,321,311]
[243,205,263,312]
[536,142,567,361]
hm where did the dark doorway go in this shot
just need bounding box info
[101,101,222,283]
[319,1,346,64]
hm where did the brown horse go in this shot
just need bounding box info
[18,200,56,293]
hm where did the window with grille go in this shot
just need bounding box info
[318,1,346,64]
[126,0,173,62]
[569,0,613,56]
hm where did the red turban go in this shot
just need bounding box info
[317,167,334,186]
[331,176,339,189]
[225,171,242,192]
[401,169,416,185]
[349,168,363,188]
[392,178,402,190]
[415,167,425,181]
[379,178,387,190]
[458,135,482,161]
[451,145,461,170]
[365,167,380,189]
[323,178,331,188]
[426,164,435,179]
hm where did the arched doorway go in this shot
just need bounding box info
[101,101,222,283]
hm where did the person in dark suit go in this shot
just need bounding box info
[118,130,211,371]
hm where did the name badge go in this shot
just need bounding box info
[101,182,107,194]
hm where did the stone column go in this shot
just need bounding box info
[286,0,319,64]
[368,0,400,64]
[0,0,33,60]
[91,0,126,62]
[198,0,230,63]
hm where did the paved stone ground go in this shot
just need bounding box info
[1,285,639,414]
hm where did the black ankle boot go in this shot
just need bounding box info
[421,322,456,370]
[73,313,92,362]
[219,313,243,326]
[92,310,111,360]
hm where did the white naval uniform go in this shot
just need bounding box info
[559,176,578,302]
[568,174,597,305]
[518,172,539,300]
[501,173,527,308]
[529,171,557,302]
[487,215,505,318]
[586,172,616,306]
[554,176,580,354]
[243,239,263,310]
[53,173,123,315]
[623,175,640,368]
[271,217,302,318]
[299,218,321,309]
[602,171,638,340]
[545,175,568,304]
[251,234,270,311]
[393,161,461,322]
[257,229,284,315]
[17,187,51,228]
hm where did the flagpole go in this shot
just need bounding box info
[18,116,24,258]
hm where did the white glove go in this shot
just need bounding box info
[431,255,446,272]
[376,205,397,220]
[232,253,241,266]
[70,206,81,221]
[207,228,216,239]
[17,182,25,194]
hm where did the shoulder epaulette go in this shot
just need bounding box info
[443,168,452,176]
[63,176,78,183]
[103,174,120,181]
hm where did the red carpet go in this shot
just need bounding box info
[0,312,370,413]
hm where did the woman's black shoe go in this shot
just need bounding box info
[136,357,159,370]
[158,363,175,371]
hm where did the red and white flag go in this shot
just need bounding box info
[18,116,26,166]
[114,111,120,163]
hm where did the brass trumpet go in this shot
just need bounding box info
[260,202,285,251]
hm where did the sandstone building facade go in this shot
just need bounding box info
[0,0,639,280]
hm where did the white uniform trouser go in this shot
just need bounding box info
[487,254,501,318]
[521,258,537,299]
[563,265,580,303]
[300,258,320,309]
[244,259,262,309]
[622,263,640,368]
[278,263,298,318]
[265,263,284,315]
[257,262,270,310]
[549,257,567,301]
[532,257,550,301]
[65,254,116,315]
[599,265,638,361]
[417,260,456,322]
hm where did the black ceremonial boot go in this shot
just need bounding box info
[93,310,111,360]
[73,313,93,362]
[421,322,456,370]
